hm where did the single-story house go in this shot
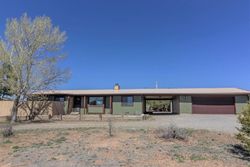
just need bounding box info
[41,85,250,115]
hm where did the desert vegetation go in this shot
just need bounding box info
[2,124,13,137]
[0,126,249,167]
[157,124,190,141]
[236,102,250,158]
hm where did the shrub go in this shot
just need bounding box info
[158,125,189,141]
[3,139,12,144]
[237,102,250,153]
[2,125,13,137]
[173,153,185,163]
[141,114,151,120]
[54,136,66,144]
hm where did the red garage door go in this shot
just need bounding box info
[192,97,235,114]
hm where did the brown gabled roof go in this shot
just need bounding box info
[37,88,250,96]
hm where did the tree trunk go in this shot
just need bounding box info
[11,96,20,123]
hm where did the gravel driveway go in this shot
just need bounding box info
[12,114,239,134]
[151,114,239,133]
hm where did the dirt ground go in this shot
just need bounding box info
[0,126,249,167]
[5,114,239,134]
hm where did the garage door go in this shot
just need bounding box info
[192,97,235,114]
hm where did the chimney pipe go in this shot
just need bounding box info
[114,83,120,91]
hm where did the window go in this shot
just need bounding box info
[121,96,133,106]
[105,96,110,108]
[51,95,65,102]
[89,97,104,106]
[146,99,172,113]
[73,96,82,108]
[57,97,65,102]
[48,96,54,101]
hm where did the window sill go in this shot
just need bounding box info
[121,104,134,107]
[88,104,104,107]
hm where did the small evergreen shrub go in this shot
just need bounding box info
[237,102,250,153]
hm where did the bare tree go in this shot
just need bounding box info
[0,14,69,123]
[20,95,52,121]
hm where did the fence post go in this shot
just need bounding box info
[99,114,102,121]
[60,106,62,121]
[79,109,82,121]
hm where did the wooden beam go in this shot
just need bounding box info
[141,95,145,114]
[79,96,84,120]
[83,96,86,114]
[84,96,88,114]
[67,96,73,114]
[110,96,113,114]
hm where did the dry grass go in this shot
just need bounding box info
[157,125,191,141]
[0,127,249,167]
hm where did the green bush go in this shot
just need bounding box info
[237,102,250,152]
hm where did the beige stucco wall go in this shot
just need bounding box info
[0,101,13,117]
[235,95,249,113]
[113,96,142,115]
[179,96,192,114]
[0,101,32,117]
[0,101,63,117]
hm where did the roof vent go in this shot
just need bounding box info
[114,83,120,91]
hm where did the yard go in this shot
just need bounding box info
[0,124,249,167]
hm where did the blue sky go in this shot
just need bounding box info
[0,0,249,90]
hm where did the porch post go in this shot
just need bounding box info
[80,96,84,120]
[170,101,173,113]
[110,96,113,114]
[142,95,145,114]
[67,96,73,114]
[84,96,87,114]
[81,96,85,113]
